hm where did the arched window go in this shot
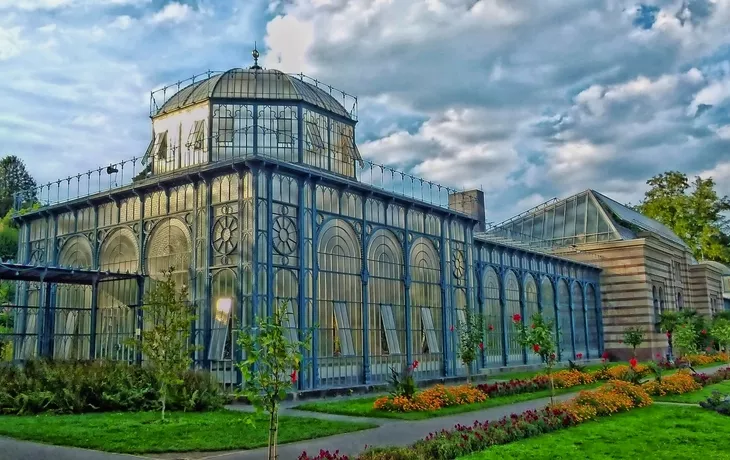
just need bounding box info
[677,291,684,310]
[652,286,660,332]
[146,218,191,288]
[524,275,539,322]
[367,230,405,381]
[317,219,362,386]
[541,277,555,327]
[557,279,572,359]
[482,267,502,367]
[586,285,600,356]
[410,237,442,379]
[572,282,586,357]
[504,270,522,364]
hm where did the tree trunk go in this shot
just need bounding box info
[466,363,472,384]
[268,401,278,460]
[161,382,167,422]
[547,367,555,406]
[667,332,674,362]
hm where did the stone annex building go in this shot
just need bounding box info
[5,57,730,389]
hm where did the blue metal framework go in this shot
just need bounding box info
[8,66,604,390]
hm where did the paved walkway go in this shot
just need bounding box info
[1,363,727,460]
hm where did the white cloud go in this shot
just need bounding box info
[0,0,149,10]
[0,26,24,60]
[148,2,192,25]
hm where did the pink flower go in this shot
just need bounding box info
[576,353,583,359]
[450,324,455,332]
[601,351,609,360]
[656,353,661,359]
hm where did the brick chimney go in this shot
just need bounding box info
[449,189,486,232]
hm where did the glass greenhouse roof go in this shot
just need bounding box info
[153,68,354,119]
[488,189,690,250]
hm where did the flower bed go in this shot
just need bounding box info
[595,363,650,381]
[684,353,730,366]
[642,370,702,396]
[305,382,652,460]
[551,369,595,388]
[476,375,551,397]
[692,367,730,386]
[373,384,487,413]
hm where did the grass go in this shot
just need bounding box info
[655,380,730,404]
[294,383,601,420]
[0,410,377,454]
[460,404,730,459]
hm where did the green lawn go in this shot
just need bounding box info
[655,380,730,404]
[460,404,730,459]
[0,411,377,454]
[294,383,600,420]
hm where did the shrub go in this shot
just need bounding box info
[642,370,701,396]
[699,391,730,416]
[623,327,645,357]
[572,385,635,416]
[551,369,595,388]
[606,380,653,408]
[692,367,730,387]
[373,384,486,413]
[0,360,223,415]
[476,375,551,398]
[388,361,419,399]
[604,364,649,382]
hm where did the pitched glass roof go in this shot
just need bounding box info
[489,189,689,250]
[155,68,352,119]
[590,190,688,248]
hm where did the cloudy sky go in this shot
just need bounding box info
[1,0,729,222]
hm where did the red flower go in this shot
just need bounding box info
[656,353,661,359]
[601,351,609,360]
[550,353,556,360]
[512,314,522,323]
[488,324,494,331]
[450,324,455,332]
[290,370,297,384]
[706,346,713,352]
[412,360,419,369]
[701,329,707,335]
[576,353,583,359]
[629,358,638,368]
[666,332,671,338]
[533,344,540,353]
[531,323,536,329]
[618,340,623,344]
[479,342,484,351]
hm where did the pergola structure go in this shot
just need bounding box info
[0,261,144,361]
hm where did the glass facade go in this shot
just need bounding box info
[8,67,603,390]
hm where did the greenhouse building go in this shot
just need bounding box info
[6,56,606,390]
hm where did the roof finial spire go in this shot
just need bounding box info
[251,42,261,70]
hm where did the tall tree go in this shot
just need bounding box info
[637,171,730,263]
[0,156,37,217]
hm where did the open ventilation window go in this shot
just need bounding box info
[333,301,355,356]
[187,120,206,151]
[208,297,232,361]
[154,131,168,160]
[379,304,401,355]
[217,115,235,145]
[420,307,440,354]
[280,300,299,344]
[306,120,325,151]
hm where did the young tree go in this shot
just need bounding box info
[136,268,195,421]
[455,309,485,384]
[623,326,645,358]
[673,319,699,358]
[711,318,730,361]
[513,313,559,404]
[637,171,730,263]
[658,310,680,361]
[0,156,37,217]
[237,301,313,460]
